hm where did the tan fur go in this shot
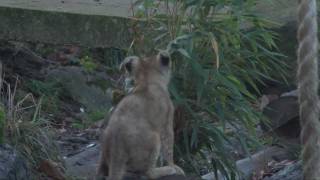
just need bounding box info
[97,52,185,180]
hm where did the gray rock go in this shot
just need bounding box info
[254,0,298,27]
[262,96,300,140]
[262,96,299,131]
[263,161,302,180]
[202,146,292,180]
[0,144,31,180]
[0,42,49,79]
[281,90,298,97]
[46,66,112,112]
[65,143,198,180]
[65,144,100,179]
[236,146,292,179]
[0,1,134,48]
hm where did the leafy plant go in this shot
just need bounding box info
[71,109,107,130]
[88,109,106,122]
[133,0,288,178]
[76,47,126,77]
[80,55,98,73]
[71,121,85,130]
[1,77,61,170]
[26,80,62,114]
[26,80,61,96]
[101,48,126,73]
[9,100,60,167]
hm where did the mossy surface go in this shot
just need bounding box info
[0,6,138,48]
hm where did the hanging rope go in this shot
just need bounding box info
[297,0,320,179]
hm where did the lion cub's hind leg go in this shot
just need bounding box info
[106,146,127,180]
[146,165,185,179]
[96,156,108,179]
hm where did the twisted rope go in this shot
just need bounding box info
[297,0,320,179]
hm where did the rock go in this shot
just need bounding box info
[0,41,50,80]
[0,1,134,48]
[254,0,298,27]
[281,90,298,97]
[236,146,292,179]
[121,175,198,180]
[259,94,279,110]
[156,175,199,180]
[201,171,224,180]
[202,146,293,180]
[0,144,31,180]
[60,136,89,144]
[263,161,302,180]
[65,144,100,178]
[46,66,112,112]
[261,96,300,140]
[65,144,198,180]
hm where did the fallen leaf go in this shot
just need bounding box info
[38,160,65,180]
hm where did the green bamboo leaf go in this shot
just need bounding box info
[133,0,289,176]
[178,48,191,59]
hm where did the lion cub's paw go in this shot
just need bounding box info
[171,165,185,176]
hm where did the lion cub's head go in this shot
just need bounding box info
[120,51,171,90]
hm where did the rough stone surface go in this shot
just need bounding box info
[262,96,299,129]
[0,6,135,48]
[202,146,292,180]
[46,66,112,112]
[65,144,100,179]
[0,0,134,17]
[65,144,198,180]
[262,96,300,139]
[0,42,49,79]
[0,144,31,180]
[0,0,301,48]
[236,146,292,179]
[263,161,302,180]
[254,0,298,26]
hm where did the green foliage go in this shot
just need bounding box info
[8,100,60,167]
[133,0,288,178]
[2,79,61,169]
[26,80,61,96]
[71,109,107,130]
[0,105,5,144]
[88,109,106,122]
[34,43,55,57]
[80,55,98,73]
[87,78,112,92]
[79,47,125,74]
[71,120,85,130]
[26,80,62,113]
[101,48,126,73]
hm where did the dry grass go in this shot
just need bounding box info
[0,64,62,176]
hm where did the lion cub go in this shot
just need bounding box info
[97,51,185,180]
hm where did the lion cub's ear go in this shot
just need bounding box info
[157,51,171,67]
[120,56,140,74]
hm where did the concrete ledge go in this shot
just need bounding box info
[0,0,299,48]
[0,6,135,48]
